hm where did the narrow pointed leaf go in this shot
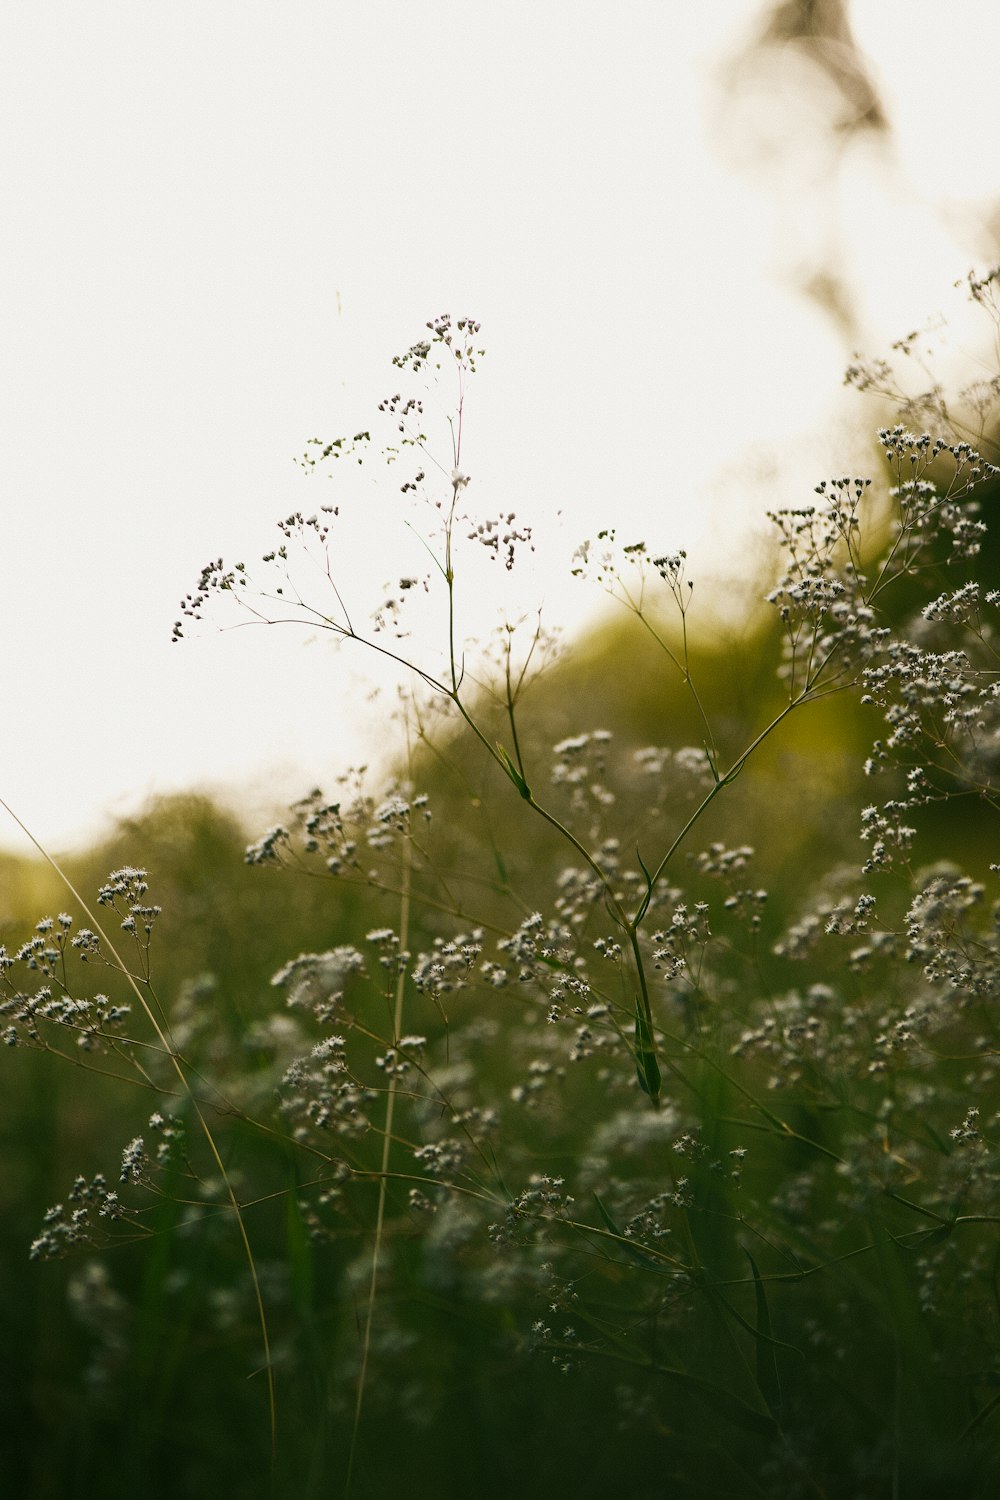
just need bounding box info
[746,1250,782,1419]
[655,1365,779,1438]
[593,1191,668,1269]
[634,1001,661,1105]
[495,741,532,801]
[593,1191,622,1239]
[635,846,654,923]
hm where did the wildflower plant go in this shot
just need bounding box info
[6,279,1000,1496]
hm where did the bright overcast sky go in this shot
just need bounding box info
[3,1,998,855]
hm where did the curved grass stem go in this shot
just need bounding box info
[345,826,412,1496]
[0,794,278,1457]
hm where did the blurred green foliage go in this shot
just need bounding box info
[3,541,999,1498]
[6,288,1000,1497]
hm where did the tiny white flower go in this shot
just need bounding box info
[450,467,470,489]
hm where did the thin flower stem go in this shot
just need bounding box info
[346,828,411,1497]
[640,696,805,906]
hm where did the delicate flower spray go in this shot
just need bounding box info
[6,276,1000,1495]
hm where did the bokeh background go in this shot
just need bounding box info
[4,0,998,853]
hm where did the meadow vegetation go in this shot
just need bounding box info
[4,277,1000,1497]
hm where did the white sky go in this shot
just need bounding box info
[3,1,998,855]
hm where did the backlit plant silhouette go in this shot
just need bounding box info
[5,275,1000,1498]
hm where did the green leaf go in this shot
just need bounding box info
[593,1192,667,1270]
[635,846,654,923]
[593,1191,621,1239]
[655,1365,779,1439]
[913,1223,955,1250]
[634,1001,661,1106]
[495,741,532,801]
[746,1250,782,1419]
[960,1389,1000,1443]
